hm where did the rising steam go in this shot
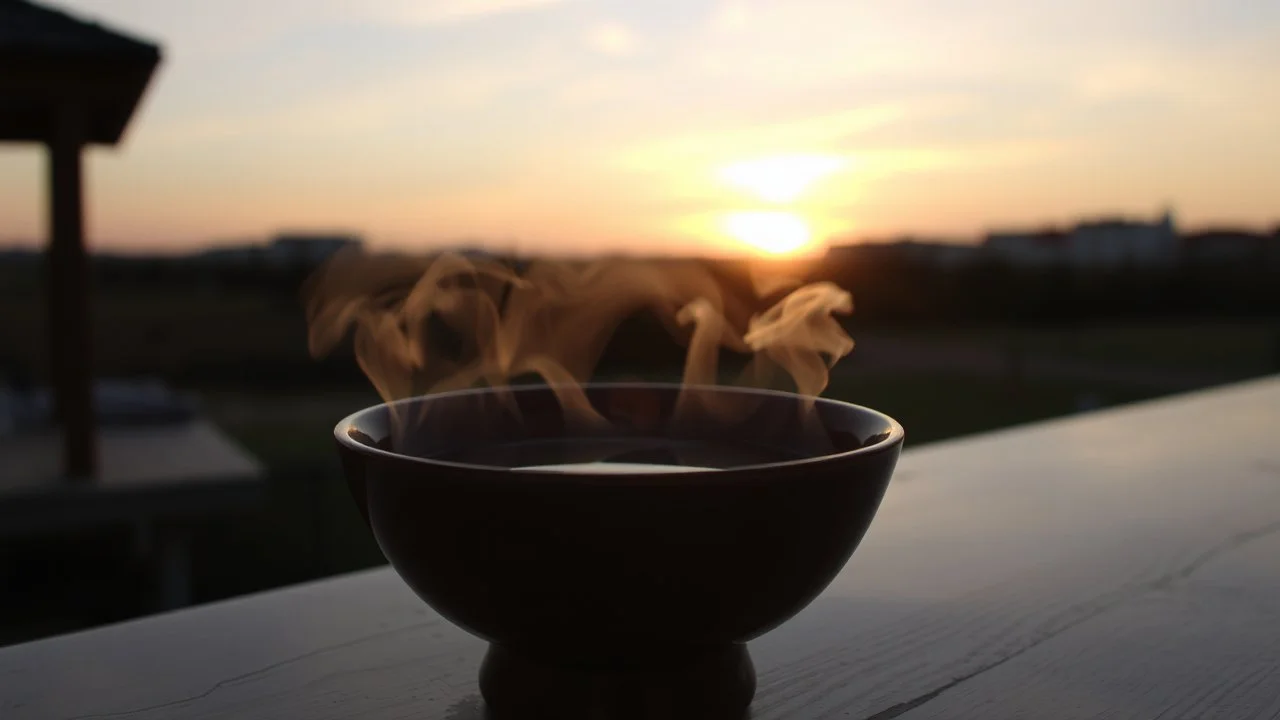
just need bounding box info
[304,248,854,430]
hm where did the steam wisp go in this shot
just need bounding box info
[305,249,855,434]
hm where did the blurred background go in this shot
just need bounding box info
[1,0,1278,646]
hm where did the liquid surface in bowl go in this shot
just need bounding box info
[435,436,797,470]
[518,462,717,473]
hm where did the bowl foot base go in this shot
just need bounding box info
[479,642,755,720]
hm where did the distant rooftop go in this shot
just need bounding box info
[1076,210,1175,232]
[0,0,161,145]
[0,0,157,59]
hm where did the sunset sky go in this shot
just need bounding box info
[1,0,1278,255]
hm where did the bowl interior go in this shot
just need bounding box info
[339,383,902,472]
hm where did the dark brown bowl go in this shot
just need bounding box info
[336,383,903,719]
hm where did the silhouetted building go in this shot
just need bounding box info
[984,211,1178,269]
[1068,211,1177,269]
[894,239,983,269]
[1181,230,1271,266]
[983,228,1068,268]
[195,233,362,266]
[266,233,362,265]
[194,243,264,265]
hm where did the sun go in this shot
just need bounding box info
[721,211,814,255]
[718,154,846,203]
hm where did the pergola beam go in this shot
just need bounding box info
[46,100,96,480]
[0,0,160,481]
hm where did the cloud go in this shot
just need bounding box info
[58,0,576,57]
[605,95,1070,219]
[371,0,575,27]
[141,56,554,150]
[848,140,1070,177]
[708,1,750,33]
[584,22,638,57]
[615,103,921,171]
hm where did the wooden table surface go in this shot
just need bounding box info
[2,377,1278,719]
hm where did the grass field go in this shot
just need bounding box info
[825,372,1163,445]
[863,321,1280,377]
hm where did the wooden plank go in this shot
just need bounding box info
[46,100,96,480]
[0,420,264,492]
[1,376,1277,719]
[0,420,265,535]
[747,377,1280,719]
[891,529,1280,720]
[0,570,478,720]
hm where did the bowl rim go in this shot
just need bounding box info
[335,382,905,483]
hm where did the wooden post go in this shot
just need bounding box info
[46,102,97,481]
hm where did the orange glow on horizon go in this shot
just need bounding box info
[718,154,847,203]
[720,211,815,255]
[707,153,847,256]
